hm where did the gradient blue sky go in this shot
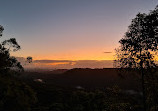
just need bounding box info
[0,0,157,60]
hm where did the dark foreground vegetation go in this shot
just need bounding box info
[20,68,157,111]
[1,67,158,111]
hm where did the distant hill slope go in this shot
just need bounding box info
[55,68,141,90]
[23,68,141,90]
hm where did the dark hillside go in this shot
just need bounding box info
[22,68,141,91]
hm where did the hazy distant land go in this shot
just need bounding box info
[16,57,114,69]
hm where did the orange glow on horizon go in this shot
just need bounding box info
[12,53,115,61]
[11,46,115,60]
[30,52,115,61]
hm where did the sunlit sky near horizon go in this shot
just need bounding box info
[0,0,158,60]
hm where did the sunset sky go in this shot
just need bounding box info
[0,0,158,60]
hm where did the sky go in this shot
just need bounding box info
[0,0,158,61]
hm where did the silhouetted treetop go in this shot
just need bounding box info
[115,6,158,69]
[27,56,33,63]
[0,25,23,72]
[0,25,4,37]
[2,38,21,51]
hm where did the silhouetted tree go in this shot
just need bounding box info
[27,56,33,63]
[0,25,36,111]
[115,5,158,111]
[0,25,23,73]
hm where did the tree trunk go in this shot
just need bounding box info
[141,67,146,111]
[140,48,146,111]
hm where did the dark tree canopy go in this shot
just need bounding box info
[0,25,4,36]
[115,6,158,69]
[114,5,158,111]
[0,25,36,111]
[27,56,33,63]
[0,25,23,72]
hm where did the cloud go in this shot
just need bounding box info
[15,57,114,69]
[34,60,75,63]
[25,60,114,69]
[103,52,112,53]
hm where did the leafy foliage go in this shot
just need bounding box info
[114,5,158,111]
[0,25,23,72]
[115,6,158,69]
[0,75,37,111]
[27,56,33,63]
[0,25,37,111]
